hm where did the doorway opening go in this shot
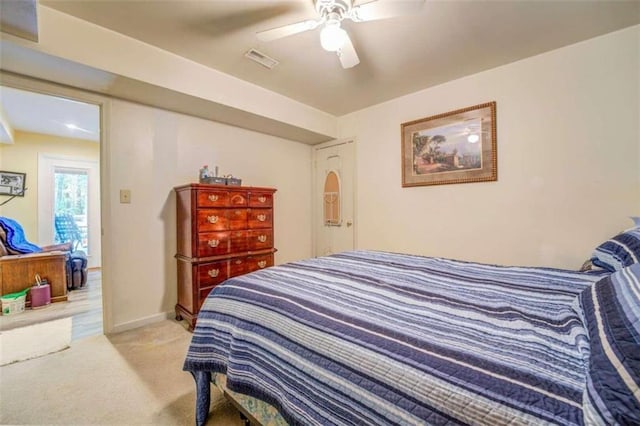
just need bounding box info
[0,85,103,342]
[313,139,356,257]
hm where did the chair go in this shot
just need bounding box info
[0,216,71,303]
[54,213,89,289]
[54,213,85,252]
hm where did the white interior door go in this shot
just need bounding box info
[313,140,355,257]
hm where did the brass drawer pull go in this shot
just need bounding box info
[235,259,242,265]
[208,239,220,248]
[257,235,267,243]
[207,215,219,224]
[257,261,267,268]
[208,269,219,278]
[257,214,266,222]
[258,196,267,203]
[208,194,219,202]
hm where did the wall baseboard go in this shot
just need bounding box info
[109,311,174,335]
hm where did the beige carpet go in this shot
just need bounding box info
[0,320,243,425]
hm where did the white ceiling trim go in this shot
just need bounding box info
[0,0,38,42]
[0,6,337,144]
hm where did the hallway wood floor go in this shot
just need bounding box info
[0,270,103,341]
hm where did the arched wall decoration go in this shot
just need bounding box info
[323,170,341,226]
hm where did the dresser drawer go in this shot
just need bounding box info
[247,253,274,273]
[230,253,274,277]
[247,229,273,250]
[197,190,229,207]
[248,209,273,229]
[228,191,247,206]
[249,192,273,208]
[229,230,249,253]
[197,209,229,232]
[197,231,230,257]
[228,208,248,230]
[197,260,229,287]
[229,256,248,277]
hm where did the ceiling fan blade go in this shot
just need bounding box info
[256,19,321,42]
[349,0,425,22]
[338,33,360,69]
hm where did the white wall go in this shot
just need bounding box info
[1,5,337,142]
[106,99,312,330]
[338,26,640,269]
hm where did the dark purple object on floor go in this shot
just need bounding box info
[30,283,51,309]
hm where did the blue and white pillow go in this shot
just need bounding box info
[578,263,640,425]
[591,227,640,272]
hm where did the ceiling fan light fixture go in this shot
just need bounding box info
[320,21,346,52]
[467,134,480,143]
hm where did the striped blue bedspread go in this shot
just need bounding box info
[184,250,605,425]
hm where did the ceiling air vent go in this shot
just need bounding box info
[244,49,279,69]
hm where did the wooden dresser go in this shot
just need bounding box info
[174,183,276,330]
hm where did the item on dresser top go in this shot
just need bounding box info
[225,176,242,186]
[173,183,276,330]
[199,165,210,180]
[200,176,226,185]
[199,165,226,184]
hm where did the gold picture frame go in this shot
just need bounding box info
[401,101,497,187]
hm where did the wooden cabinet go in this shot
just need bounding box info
[174,183,276,330]
[0,251,68,306]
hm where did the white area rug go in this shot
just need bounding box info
[0,317,71,365]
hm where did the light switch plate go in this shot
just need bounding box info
[120,189,131,204]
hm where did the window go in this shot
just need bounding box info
[323,170,341,226]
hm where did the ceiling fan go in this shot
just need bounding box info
[256,0,424,69]
[447,119,489,144]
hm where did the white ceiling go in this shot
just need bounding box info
[0,0,638,143]
[37,0,640,116]
[0,86,100,143]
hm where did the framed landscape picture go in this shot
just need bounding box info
[401,102,497,187]
[0,171,26,196]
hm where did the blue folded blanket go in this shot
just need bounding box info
[0,216,42,254]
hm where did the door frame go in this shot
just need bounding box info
[311,138,357,257]
[1,71,113,334]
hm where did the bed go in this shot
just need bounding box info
[184,246,640,426]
